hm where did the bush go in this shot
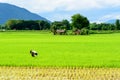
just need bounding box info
[80,28,89,35]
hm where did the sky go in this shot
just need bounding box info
[1,0,120,22]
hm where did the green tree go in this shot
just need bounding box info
[38,20,50,30]
[80,28,89,35]
[6,20,50,30]
[115,19,120,30]
[62,19,71,30]
[51,21,65,29]
[71,14,89,30]
[6,20,17,29]
[90,23,98,30]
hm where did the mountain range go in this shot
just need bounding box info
[0,3,49,24]
[105,19,116,24]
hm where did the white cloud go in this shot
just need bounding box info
[48,13,72,22]
[63,0,101,11]
[96,13,120,23]
[1,0,120,22]
[1,0,120,13]
[97,0,120,7]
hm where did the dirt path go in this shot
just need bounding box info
[0,67,120,80]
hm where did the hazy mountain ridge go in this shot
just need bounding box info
[0,3,49,24]
[105,19,116,24]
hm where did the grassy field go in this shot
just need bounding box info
[0,31,120,67]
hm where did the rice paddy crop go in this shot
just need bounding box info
[0,67,120,80]
[0,31,120,67]
[0,31,120,79]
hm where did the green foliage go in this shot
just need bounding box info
[62,19,71,30]
[80,28,89,35]
[37,20,50,30]
[115,19,120,30]
[5,20,18,29]
[51,20,71,30]
[90,23,98,30]
[51,20,70,35]
[90,23,116,30]
[5,20,50,30]
[71,14,89,30]
[89,30,114,34]
[51,21,63,30]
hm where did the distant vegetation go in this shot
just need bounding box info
[1,3,120,35]
[5,20,50,30]
[1,13,120,35]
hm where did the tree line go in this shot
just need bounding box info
[5,20,50,30]
[90,23,116,30]
[1,14,120,34]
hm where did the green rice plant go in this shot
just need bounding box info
[0,31,120,67]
